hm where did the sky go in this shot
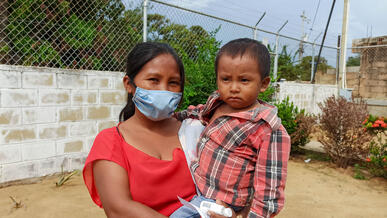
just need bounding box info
[164,0,387,46]
[148,0,387,65]
[130,0,387,67]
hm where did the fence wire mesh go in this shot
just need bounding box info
[146,0,257,60]
[353,45,387,64]
[147,0,339,83]
[345,44,387,99]
[0,0,144,71]
[0,0,340,80]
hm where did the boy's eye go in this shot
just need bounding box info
[241,78,249,82]
[221,77,229,82]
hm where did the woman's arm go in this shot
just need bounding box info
[93,160,167,218]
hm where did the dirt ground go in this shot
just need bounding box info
[1,159,386,218]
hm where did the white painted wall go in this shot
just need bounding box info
[0,66,362,183]
[276,82,338,115]
[0,65,125,183]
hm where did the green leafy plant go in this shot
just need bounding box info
[275,97,299,135]
[275,97,315,154]
[23,41,63,67]
[258,72,278,103]
[318,96,371,168]
[60,15,96,50]
[363,115,387,178]
[179,28,220,109]
[346,55,360,67]
[56,167,79,187]
[258,84,276,103]
[353,164,367,180]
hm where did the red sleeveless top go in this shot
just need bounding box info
[83,126,196,216]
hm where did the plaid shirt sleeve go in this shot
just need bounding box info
[248,124,291,218]
[174,104,205,121]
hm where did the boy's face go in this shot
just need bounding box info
[216,54,270,110]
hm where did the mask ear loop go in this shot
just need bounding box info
[130,80,137,88]
[127,76,137,91]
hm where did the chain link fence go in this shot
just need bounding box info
[345,43,387,99]
[0,0,340,81]
[147,0,339,83]
[0,0,144,71]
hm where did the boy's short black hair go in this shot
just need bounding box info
[215,38,271,79]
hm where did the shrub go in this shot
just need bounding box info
[179,30,220,109]
[275,97,315,154]
[363,115,387,178]
[318,96,371,168]
[292,112,316,149]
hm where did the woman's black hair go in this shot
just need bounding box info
[119,42,185,122]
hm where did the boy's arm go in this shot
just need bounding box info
[175,104,205,121]
[248,125,291,218]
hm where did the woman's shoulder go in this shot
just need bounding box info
[95,126,119,140]
[92,126,122,152]
[86,125,128,166]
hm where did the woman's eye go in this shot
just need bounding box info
[148,78,158,82]
[169,81,180,86]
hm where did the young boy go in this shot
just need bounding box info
[173,38,290,218]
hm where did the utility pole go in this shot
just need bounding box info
[336,35,341,96]
[299,11,310,62]
[339,0,350,89]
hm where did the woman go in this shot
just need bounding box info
[83,42,196,217]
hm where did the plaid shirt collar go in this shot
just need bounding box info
[201,91,281,130]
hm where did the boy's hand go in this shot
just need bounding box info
[208,199,237,218]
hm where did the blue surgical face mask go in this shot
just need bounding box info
[132,87,182,121]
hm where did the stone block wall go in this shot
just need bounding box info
[277,82,387,117]
[358,61,387,99]
[277,82,338,115]
[0,65,125,183]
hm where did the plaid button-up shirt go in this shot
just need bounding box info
[176,91,290,218]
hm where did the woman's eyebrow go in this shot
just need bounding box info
[144,72,161,77]
[169,75,181,80]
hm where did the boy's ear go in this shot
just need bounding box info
[123,75,134,94]
[259,77,271,92]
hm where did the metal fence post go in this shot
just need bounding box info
[336,35,341,97]
[143,0,148,42]
[253,12,266,40]
[273,21,288,80]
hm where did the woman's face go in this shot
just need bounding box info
[124,54,182,94]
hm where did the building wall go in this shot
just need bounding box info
[0,65,125,183]
[277,81,387,117]
[0,65,385,183]
[358,61,387,99]
[277,82,338,115]
[315,67,360,89]
[314,64,387,100]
